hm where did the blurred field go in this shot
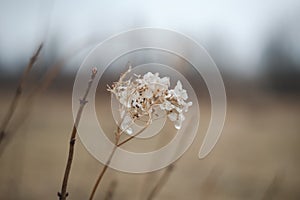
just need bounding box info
[1,0,300,199]
[0,88,300,200]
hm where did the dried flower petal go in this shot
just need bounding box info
[108,68,192,131]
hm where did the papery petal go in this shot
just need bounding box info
[168,112,177,121]
[143,72,153,80]
[181,90,188,100]
[125,127,133,135]
[174,120,182,130]
[175,106,183,113]
[121,115,134,135]
[160,77,170,86]
[174,113,185,130]
[160,101,173,111]
[131,91,139,99]
[179,113,185,121]
[120,109,125,118]
[184,101,193,112]
[144,89,153,98]
[175,80,183,91]
[166,102,173,111]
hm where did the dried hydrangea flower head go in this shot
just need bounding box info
[108,67,192,135]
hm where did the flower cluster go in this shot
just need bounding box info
[108,67,192,134]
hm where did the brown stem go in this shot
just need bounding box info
[261,172,284,200]
[147,164,174,200]
[104,180,118,200]
[0,43,43,144]
[117,123,150,147]
[89,140,119,200]
[89,118,151,200]
[7,40,96,142]
[58,68,97,200]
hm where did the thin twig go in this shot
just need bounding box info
[6,40,96,141]
[104,180,118,200]
[261,172,284,200]
[147,164,174,200]
[89,141,119,200]
[0,43,43,144]
[117,120,151,147]
[200,167,222,199]
[32,40,92,97]
[0,44,86,157]
[89,118,151,200]
[58,67,97,200]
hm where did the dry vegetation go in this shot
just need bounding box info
[0,84,299,199]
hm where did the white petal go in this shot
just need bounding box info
[120,109,125,118]
[174,120,182,130]
[160,77,170,86]
[165,101,173,111]
[181,90,188,100]
[177,80,183,89]
[152,106,162,117]
[175,80,183,91]
[121,115,134,134]
[184,101,193,112]
[143,72,153,80]
[125,127,133,135]
[179,113,185,121]
[144,89,153,98]
[159,104,165,110]
[168,112,177,121]
[175,106,183,113]
[174,114,185,130]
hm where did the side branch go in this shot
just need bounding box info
[0,43,43,144]
[58,67,97,200]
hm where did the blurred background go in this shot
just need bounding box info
[0,0,300,199]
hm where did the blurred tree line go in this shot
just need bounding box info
[262,15,300,94]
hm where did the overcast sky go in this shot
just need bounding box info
[0,0,299,76]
